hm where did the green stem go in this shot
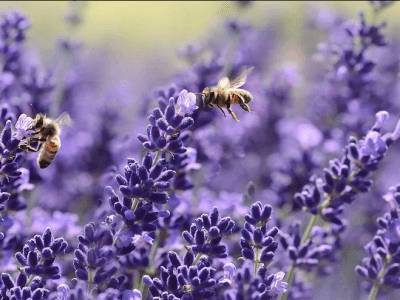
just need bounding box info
[147,234,160,272]
[254,247,260,275]
[135,270,143,291]
[301,213,320,244]
[26,275,34,286]
[193,253,202,265]
[368,283,380,300]
[88,268,94,294]
[112,227,123,245]
[141,286,148,300]
[153,150,162,166]
[279,264,295,300]
[141,232,163,297]
[131,198,140,211]
[368,258,389,300]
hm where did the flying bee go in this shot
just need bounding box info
[201,67,253,122]
[19,112,71,168]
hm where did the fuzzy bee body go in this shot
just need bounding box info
[19,113,70,169]
[33,114,63,169]
[37,135,61,168]
[202,67,253,122]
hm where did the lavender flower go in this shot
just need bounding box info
[224,265,288,299]
[279,111,400,300]
[14,113,34,139]
[1,3,400,300]
[1,228,67,300]
[137,95,194,154]
[0,272,49,300]
[15,228,67,280]
[113,153,175,206]
[73,223,119,290]
[0,11,30,77]
[0,115,35,257]
[144,253,220,299]
[176,89,198,116]
[181,207,235,260]
[356,186,400,299]
[240,201,279,272]
[294,111,400,220]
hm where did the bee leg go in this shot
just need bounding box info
[226,102,240,122]
[239,102,251,112]
[237,95,251,112]
[30,137,46,143]
[216,104,227,118]
[32,128,43,134]
[19,136,45,152]
[19,143,41,152]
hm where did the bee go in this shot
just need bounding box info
[19,112,71,168]
[202,67,253,122]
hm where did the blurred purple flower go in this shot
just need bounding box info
[176,89,198,116]
[13,113,34,139]
[271,271,288,295]
[132,232,154,248]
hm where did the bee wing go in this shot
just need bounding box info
[229,66,254,88]
[55,112,72,127]
[217,77,231,88]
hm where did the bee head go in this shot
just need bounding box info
[42,123,58,137]
[201,87,212,105]
[33,114,45,129]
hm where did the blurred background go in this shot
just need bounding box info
[1,1,399,96]
[1,2,399,299]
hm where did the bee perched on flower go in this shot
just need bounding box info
[17,113,71,168]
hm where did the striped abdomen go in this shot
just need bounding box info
[37,136,60,168]
[231,89,253,104]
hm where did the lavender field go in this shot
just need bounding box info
[1,1,400,299]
